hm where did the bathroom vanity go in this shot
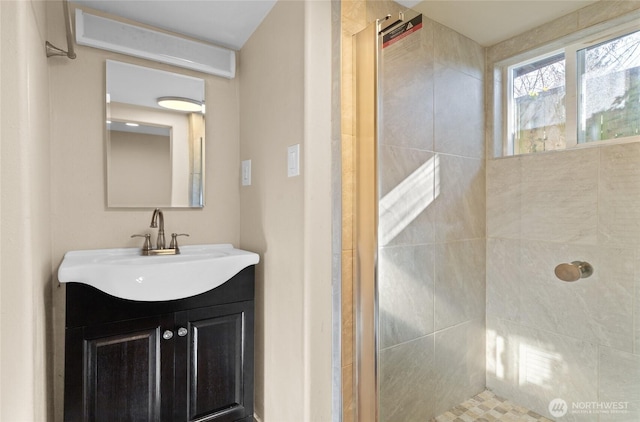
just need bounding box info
[63,265,255,422]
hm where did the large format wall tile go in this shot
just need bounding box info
[434,154,485,243]
[354,4,487,420]
[520,148,599,244]
[365,0,402,25]
[342,364,355,422]
[484,5,640,421]
[598,143,640,247]
[636,250,640,354]
[599,346,640,422]
[434,239,485,330]
[433,22,484,80]
[486,66,503,159]
[433,319,486,416]
[486,238,521,321]
[381,16,434,151]
[341,29,355,136]
[341,251,354,367]
[379,335,435,422]
[379,145,436,246]
[342,134,354,250]
[434,65,484,158]
[518,241,634,352]
[487,13,578,64]
[486,144,640,421]
[578,1,640,30]
[342,0,366,33]
[487,317,598,421]
[487,156,521,239]
[379,244,435,348]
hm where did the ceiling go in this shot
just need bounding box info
[72,0,601,50]
[400,0,600,46]
[107,60,205,110]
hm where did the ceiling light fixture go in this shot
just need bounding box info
[157,97,203,113]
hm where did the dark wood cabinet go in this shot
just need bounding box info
[64,267,255,422]
[66,314,172,422]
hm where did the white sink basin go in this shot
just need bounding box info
[58,244,259,301]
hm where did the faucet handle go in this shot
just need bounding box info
[131,234,152,251]
[169,233,190,250]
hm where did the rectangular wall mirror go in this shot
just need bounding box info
[106,60,206,208]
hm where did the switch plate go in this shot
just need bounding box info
[241,160,251,186]
[287,144,300,177]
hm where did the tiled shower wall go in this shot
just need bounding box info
[485,3,640,421]
[343,2,640,422]
[486,145,640,422]
[341,1,486,421]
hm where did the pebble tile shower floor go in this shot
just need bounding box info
[431,390,553,422]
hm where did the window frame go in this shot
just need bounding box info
[499,20,640,156]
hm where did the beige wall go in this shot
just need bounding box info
[46,2,241,419]
[0,1,53,420]
[108,131,171,206]
[301,2,333,420]
[239,1,333,421]
[0,0,333,420]
[240,2,305,419]
[108,102,191,206]
[47,3,241,258]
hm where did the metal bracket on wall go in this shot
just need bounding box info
[554,261,594,282]
[45,0,76,59]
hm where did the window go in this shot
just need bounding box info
[504,25,640,155]
[510,52,566,154]
[578,31,640,143]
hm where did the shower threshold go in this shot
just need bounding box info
[430,390,553,422]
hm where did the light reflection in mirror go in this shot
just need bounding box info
[106,60,205,208]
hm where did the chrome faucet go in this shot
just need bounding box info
[150,208,165,249]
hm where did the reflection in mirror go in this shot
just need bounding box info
[106,60,205,208]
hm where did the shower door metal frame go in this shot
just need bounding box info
[352,12,419,422]
[353,19,381,422]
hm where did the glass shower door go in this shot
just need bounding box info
[353,7,487,422]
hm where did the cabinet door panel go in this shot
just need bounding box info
[65,296,254,422]
[190,312,243,418]
[65,316,174,422]
[86,328,160,422]
[177,302,254,422]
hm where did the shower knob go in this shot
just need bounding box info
[554,261,593,282]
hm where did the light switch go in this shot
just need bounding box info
[287,144,300,177]
[241,159,251,186]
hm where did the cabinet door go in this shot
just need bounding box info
[174,302,254,422]
[65,315,174,422]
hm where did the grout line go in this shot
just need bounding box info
[430,389,553,422]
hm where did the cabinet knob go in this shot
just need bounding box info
[162,330,174,340]
[177,327,188,337]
